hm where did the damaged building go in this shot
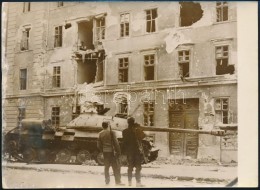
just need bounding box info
[3,2,237,163]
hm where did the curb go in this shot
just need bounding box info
[3,165,229,183]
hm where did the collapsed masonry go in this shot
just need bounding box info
[73,17,106,84]
[179,2,203,27]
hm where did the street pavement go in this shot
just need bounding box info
[2,161,237,184]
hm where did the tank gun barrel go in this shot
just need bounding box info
[66,125,226,136]
[138,126,225,136]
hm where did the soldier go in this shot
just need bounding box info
[122,117,146,187]
[97,121,125,186]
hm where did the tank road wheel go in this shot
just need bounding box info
[76,150,91,164]
[56,149,71,163]
[96,152,104,166]
[22,148,37,163]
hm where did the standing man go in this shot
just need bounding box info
[122,117,146,187]
[97,121,124,186]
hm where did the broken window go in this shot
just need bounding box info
[52,66,61,88]
[215,98,229,124]
[144,54,155,81]
[76,52,104,84]
[146,9,157,33]
[118,97,128,116]
[120,13,130,37]
[51,107,60,126]
[78,21,94,51]
[143,101,154,127]
[216,45,234,75]
[21,28,30,51]
[20,68,27,90]
[23,2,30,13]
[118,57,129,83]
[178,50,190,77]
[72,105,81,120]
[54,26,63,48]
[75,19,105,85]
[96,17,105,42]
[216,2,228,22]
[57,2,64,7]
[179,2,203,27]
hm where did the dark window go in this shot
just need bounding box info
[72,106,81,120]
[21,28,30,51]
[178,50,190,77]
[146,9,157,33]
[57,2,64,7]
[96,17,105,41]
[53,66,61,88]
[120,13,130,37]
[18,107,26,123]
[143,101,154,126]
[144,54,155,81]
[23,2,30,13]
[215,98,229,124]
[216,45,234,75]
[216,2,228,22]
[118,58,129,83]
[54,26,63,47]
[51,107,60,126]
[20,69,27,90]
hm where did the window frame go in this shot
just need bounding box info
[177,49,190,78]
[20,68,27,90]
[216,2,229,22]
[52,66,61,88]
[120,12,130,38]
[51,107,60,126]
[145,8,158,33]
[143,54,156,81]
[20,27,30,51]
[54,25,63,48]
[214,97,230,124]
[23,2,31,13]
[143,100,155,127]
[95,16,106,42]
[118,57,129,83]
[57,2,64,7]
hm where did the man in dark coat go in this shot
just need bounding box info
[97,121,124,186]
[122,117,146,187]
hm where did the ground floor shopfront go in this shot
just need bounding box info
[3,84,237,162]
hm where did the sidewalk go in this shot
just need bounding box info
[2,162,237,183]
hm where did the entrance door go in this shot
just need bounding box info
[169,99,199,158]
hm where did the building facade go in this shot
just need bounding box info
[3,2,237,162]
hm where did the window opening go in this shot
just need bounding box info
[216,2,228,22]
[178,50,190,77]
[20,69,27,90]
[120,13,130,37]
[118,58,129,83]
[144,54,155,81]
[179,2,203,27]
[146,9,157,33]
[216,45,234,75]
[53,66,61,88]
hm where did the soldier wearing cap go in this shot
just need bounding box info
[122,117,146,187]
[97,121,125,186]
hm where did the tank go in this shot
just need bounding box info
[3,112,159,165]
